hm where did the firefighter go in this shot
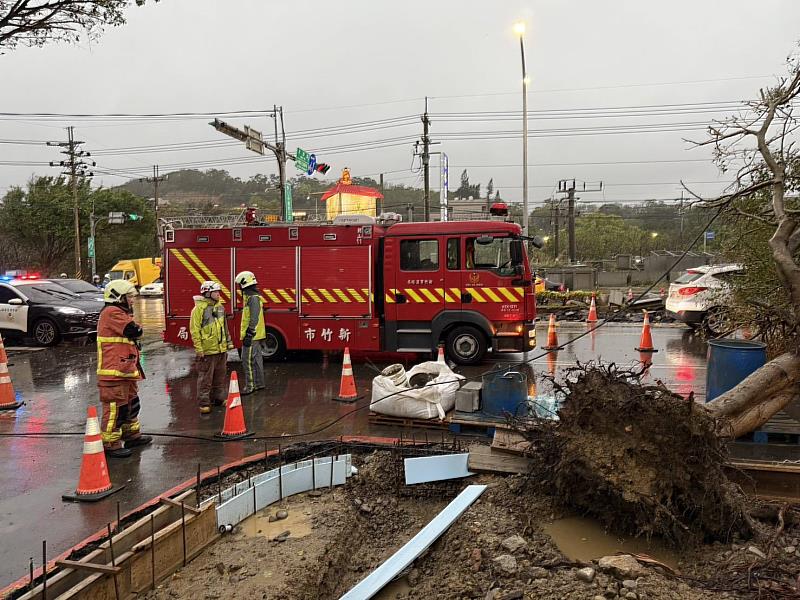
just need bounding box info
[190,281,233,413]
[92,274,103,289]
[59,272,68,279]
[234,270,266,395]
[97,280,153,458]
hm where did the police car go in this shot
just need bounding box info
[0,276,101,346]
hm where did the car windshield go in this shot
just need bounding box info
[674,271,704,284]
[18,283,79,303]
[57,280,100,294]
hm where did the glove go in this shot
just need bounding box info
[242,334,253,348]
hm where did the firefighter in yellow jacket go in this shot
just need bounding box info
[190,281,233,413]
[97,280,153,458]
[235,270,266,395]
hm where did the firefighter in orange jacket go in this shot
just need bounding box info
[97,280,153,458]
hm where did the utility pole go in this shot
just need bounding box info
[413,97,439,222]
[48,127,94,278]
[140,165,167,256]
[422,98,431,221]
[274,105,288,220]
[557,179,603,264]
[379,173,384,215]
[406,203,414,223]
[567,186,577,264]
[549,197,560,260]
[679,190,685,246]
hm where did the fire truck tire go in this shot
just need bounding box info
[445,325,487,366]
[262,328,287,362]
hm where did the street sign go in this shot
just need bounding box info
[705,231,715,240]
[244,126,264,155]
[108,211,125,224]
[284,183,293,223]
[295,147,309,172]
[244,125,262,142]
[87,236,95,258]
[245,138,264,155]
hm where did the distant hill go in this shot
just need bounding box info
[116,168,426,217]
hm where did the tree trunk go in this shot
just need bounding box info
[717,389,798,439]
[705,352,800,417]
[705,352,800,439]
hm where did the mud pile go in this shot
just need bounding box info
[525,365,752,545]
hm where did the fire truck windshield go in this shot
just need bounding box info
[466,236,518,276]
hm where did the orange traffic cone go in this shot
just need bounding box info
[543,313,559,350]
[334,347,361,403]
[587,293,598,323]
[62,406,124,502]
[635,310,658,352]
[437,345,446,365]
[215,372,252,439]
[0,333,22,411]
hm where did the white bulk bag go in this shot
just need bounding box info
[371,361,465,420]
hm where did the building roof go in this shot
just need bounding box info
[320,184,384,202]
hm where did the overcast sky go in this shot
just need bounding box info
[1,0,799,208]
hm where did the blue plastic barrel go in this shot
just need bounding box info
[481,369,528,417]
[705,339,767,402]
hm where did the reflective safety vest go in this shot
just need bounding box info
[240,292,266,340]
[190,296,232,355]
[96,306,142,381]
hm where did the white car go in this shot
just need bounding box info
[139,280,164,297]
[666,264,743,335]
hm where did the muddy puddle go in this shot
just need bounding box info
[239,503,314,540]
[543,515,679,568]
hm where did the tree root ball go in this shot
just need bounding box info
[525,365,752,546]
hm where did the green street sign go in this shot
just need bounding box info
[87,236,95,258]
[284,183,293,223]
[295,147,309,172]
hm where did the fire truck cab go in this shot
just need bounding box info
[162,217,536,364]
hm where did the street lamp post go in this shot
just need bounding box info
[514,21,529,240]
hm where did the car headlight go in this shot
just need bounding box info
[57,307,86,315]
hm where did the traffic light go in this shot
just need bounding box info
[315,163,331,175]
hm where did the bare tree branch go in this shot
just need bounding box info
[0,0,155,49]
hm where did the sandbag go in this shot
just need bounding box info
[371,361,465,420]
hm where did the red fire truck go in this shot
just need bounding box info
[162,215,537,364]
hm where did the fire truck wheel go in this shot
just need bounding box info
[445,325,487,366]
[262,328,287,361]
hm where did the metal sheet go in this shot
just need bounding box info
[216,454,351,529]
[340,485,487,600]
[404,453,474,485]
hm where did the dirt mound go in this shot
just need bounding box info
[525,365,752,545]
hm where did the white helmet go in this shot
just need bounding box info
[200,280,221,295]
[234,271,257,288]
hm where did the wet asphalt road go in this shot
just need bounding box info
[0,299,709,588]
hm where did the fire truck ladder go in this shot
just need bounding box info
[160,212,247,230]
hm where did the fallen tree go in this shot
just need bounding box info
[523,365,753,546]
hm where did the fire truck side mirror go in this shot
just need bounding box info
[530,236,545,249]
[510,239,524,265]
